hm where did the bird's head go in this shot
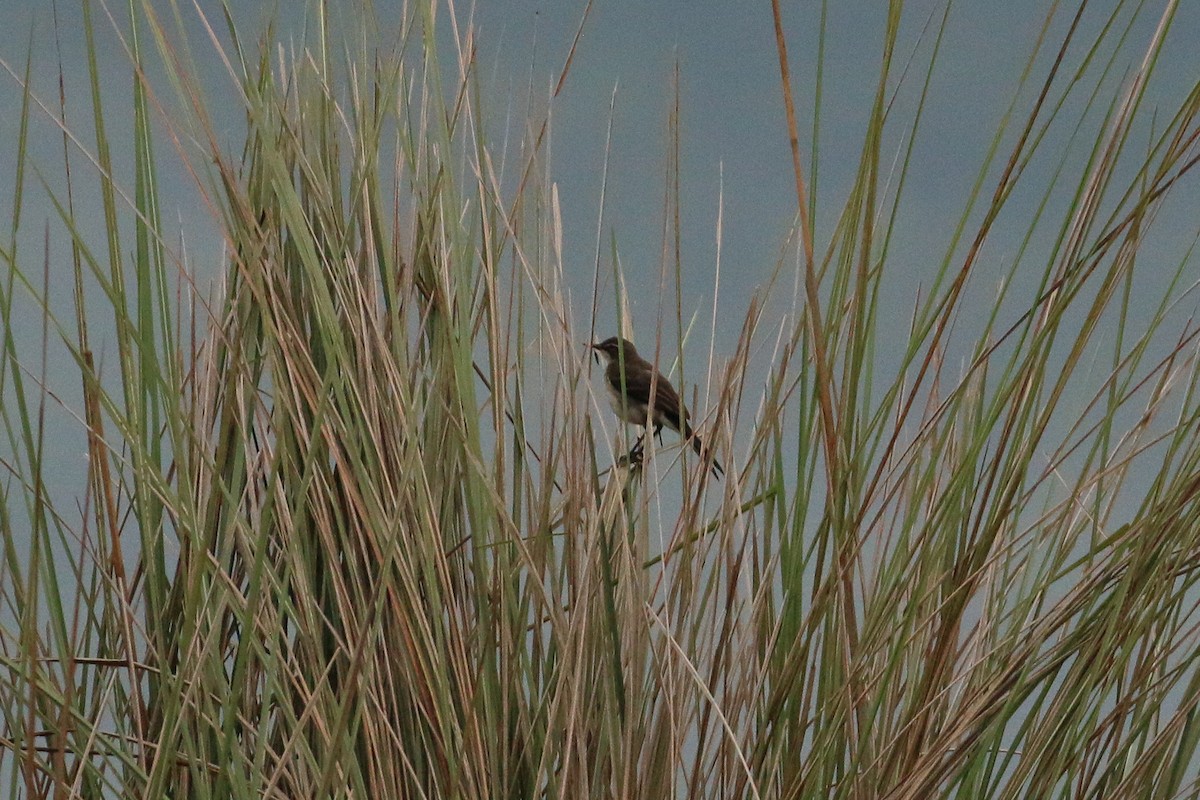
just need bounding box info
[590,336,638,363]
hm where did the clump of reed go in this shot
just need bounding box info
[2,1,1200,797]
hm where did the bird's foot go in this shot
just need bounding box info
[619,447,644,469]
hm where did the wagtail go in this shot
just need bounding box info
[590,336,723,477]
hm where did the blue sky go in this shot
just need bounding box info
[424,0,1200,395]
[3,1,1197,338]
[0,0,1198,489]
[451,1,1200,337]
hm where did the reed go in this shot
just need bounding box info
[1,1,1199,797]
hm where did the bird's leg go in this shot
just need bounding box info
[654,423,664,446]
[629,430,647,460]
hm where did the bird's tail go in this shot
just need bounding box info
[684,423,724,478]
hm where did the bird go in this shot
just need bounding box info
[590,336,723,477]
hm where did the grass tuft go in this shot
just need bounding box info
[1,1,1199,797]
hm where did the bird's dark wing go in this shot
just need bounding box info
[606,361,646,403]
[623,367,685,431]
[606,357,663,401]
[608,359,721,477]
[653,374,686,431]
[630,368,722,476]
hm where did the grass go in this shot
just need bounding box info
[2,0,1200,797]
